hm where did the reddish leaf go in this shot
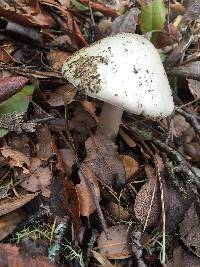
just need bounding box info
[0,76,29,103]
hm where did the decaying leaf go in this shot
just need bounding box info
[50,177,80,229]
[108,8,139,35]
[0,244,57,267]
[120,155,139,179]
[35,125,52,160]
[84,135,126,189]
[0,76,29,103]
[173,114,195,145]
[1,145,30,174]
[59,148,74,176]
[107,201,130,221]
[168,246,200,267]
[0,209,25,241]
[44,84,76,107]
[92,250,116,267]
[134,165,161,227]
[97,224,133,259]
[179,202,200,257]
[187,79,200,99]
[0,192,38,217]
[77,163,100,217]
[21,158,52,198]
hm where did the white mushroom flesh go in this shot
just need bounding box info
[62,33,174,119]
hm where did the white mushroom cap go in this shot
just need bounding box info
[62,33,174,119]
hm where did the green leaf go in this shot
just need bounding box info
[139,0,165,41]
[0,84,34,137]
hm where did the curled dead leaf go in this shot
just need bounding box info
[77,163,100,217]
[1,145,30,174]
[134,165,161,228]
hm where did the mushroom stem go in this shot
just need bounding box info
[97,102,123,139]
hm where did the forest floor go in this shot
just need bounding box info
[0,1,199,267]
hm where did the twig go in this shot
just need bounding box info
[48,216,69,263]
[176,108,200,137]
[153,139,200,189]
[154,155,166,265]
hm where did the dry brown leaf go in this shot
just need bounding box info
[59,148,74,176]
[47,50,70,71]
[187,79,200,99]
[134,165,161,228]
[0,209,25,241]
[97,224,133,259]
[120,155,139,179]
[1,145,30,174]
[183,142,200,162]
[168,246,200,267]
[92,250,115,267]
[0,1,56,28]
[77,163,100,217]
[173,114,195,145]
[119,128,136,148]
[84,135,126,189]
[44,84,75,107]
[50,177,80,229]
[0,192,38,217]
[107,201,130,221]
[179,202,200,257]
[21,158,52,197]
[35,125,52,160]
[0,243,57,267]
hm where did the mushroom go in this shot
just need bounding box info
[62,33,174,139]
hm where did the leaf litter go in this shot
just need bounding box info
[0,0,199,266]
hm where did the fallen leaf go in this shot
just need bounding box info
[120,155,139,179]
[180,0,200,31]
[0,209,25,241]
[179,202,200,257]
[92,250,115,267]
[50,177,80,229]
[35,125,52,160]
[59,148,74,176]
[1,145,30,174]
[47,50,70,71]
[107,201,130,221]
[119,128,136,148]
[173,114,195,145]
[97,224,133,259]
[0,192,38,217]
[77,163,100,217]
[0,244,57,267]
[108,8,139,35]
[0,1,56,28]
[84,135,126,189]
[21,158,52,197]
[0,76,29,104]
[134,165,161,227]
[187,79,200,99]
[169,61,200,81]
[183,142,200,163]
[168,246,200,267]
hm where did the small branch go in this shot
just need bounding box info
[153,139,200,189]
[176,108,200,137]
